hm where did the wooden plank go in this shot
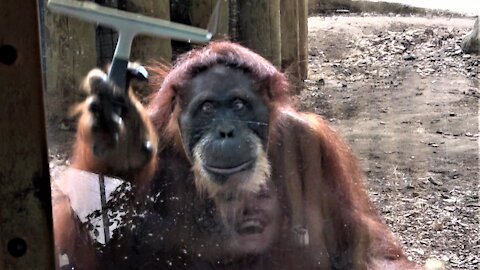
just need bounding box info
[44,0,97,122]
[298,0,309,80]
[280,0,300,86]
[0,1,55,269]
[190,0,230,40]
[237,0,282,67]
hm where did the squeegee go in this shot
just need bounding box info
[47,0,222,91]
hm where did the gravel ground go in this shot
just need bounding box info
[300,15,479,269]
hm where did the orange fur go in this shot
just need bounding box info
[53,42,428,269]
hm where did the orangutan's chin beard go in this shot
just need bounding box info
[191,138,271,198]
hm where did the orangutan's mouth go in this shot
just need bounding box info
[204,159,255,176]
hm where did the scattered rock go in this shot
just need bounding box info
[428,142,439,148]
[432,221,444,231]
[428,176,443,186]
[461,17,480,54]
[403,53,417,60]
[424,258,446,270]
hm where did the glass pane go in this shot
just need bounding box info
[41,1,479,269]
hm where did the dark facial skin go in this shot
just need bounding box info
[178,65,270,182]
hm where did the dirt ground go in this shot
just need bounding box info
[47,14,479,270]
[300,15,479,269]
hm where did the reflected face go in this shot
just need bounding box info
[215,182,282,256]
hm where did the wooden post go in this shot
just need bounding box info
[298,0,309,80]
[308,0,319,14]
[190,0,230,40]
[280,0,300,87]
[44,0,97,122]
[125,0,173,63]
[228,0,239,40]
[237,0,282,67]
[0,1,55,269]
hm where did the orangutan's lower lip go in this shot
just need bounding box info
[204,159,255,175]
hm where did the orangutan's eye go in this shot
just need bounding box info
[233,99,247,113]
[201,101,214,115]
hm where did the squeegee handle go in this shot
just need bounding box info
[108,57,129,92]
[108,31,135,92]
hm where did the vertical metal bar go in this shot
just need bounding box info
[98,174,111,243]
[0,1,55,269]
